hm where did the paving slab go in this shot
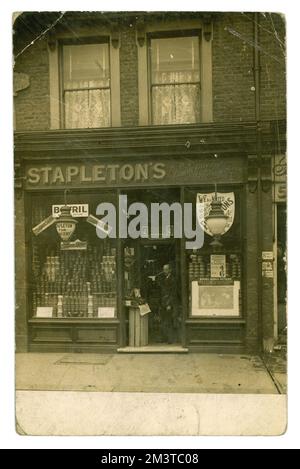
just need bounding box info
[16,353,281,394]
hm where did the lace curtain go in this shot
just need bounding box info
[63,43,111,129]
[65,89,111,129]
[151,71,200,125]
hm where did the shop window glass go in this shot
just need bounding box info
[62,43,111,128]
[184,187,243,318]
[150,36,200,125]
[31,193,117,319]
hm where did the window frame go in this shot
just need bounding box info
[136,21,213,126]
[147,30,202,126]
[59,36,112,129]
[48,31,121,130]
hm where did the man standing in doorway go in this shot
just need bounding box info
[157,264,178,344]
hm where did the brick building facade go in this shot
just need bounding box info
[14,12,286,353]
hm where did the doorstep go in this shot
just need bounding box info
[117,345,189,353]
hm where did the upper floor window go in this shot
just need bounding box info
[62,41,111,129]
[149,35,201,125]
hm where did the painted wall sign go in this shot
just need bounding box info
[24,158,244,190]
[52,204,89,218]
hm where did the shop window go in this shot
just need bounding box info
[61,41,111,129]
[184,187,243,318]
[30,193,117,319]
[149,35,201,125]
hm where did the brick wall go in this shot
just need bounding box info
[212,13,256,122]
[259,13,286,121]
[212,12,286,122]
[119,27,139,126]
[14,37,50,131]
[13,13,286,131]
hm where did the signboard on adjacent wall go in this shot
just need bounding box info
[262,251,273,261]
[273,154,287,203]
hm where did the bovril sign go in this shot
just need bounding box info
[52,204,89,218]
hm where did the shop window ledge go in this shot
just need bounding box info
[185,318,246,324]
[29,318,120,324]
[117,345,189,353]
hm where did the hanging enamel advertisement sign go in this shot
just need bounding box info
[196,192,235,236]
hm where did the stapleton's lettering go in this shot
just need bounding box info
[27,163,166,185]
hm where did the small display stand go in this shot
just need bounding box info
[129,306,149,347]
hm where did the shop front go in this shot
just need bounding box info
[15,124,275,354]
[20,154,250,353]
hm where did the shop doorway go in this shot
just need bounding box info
[140,242,181,345]
[122,237,182,348]
[121,187,183,349]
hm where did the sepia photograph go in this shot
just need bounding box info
[13,8,287,438]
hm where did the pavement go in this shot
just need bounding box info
[15,352,287,435]
[16,351,287,394]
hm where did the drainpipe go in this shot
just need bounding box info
[253,12,263,352]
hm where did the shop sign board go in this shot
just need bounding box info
[52,204,89,218]
[25,158,244,190]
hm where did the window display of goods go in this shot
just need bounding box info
[32,242,117,318]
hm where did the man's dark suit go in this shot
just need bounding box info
[157,271,178,343]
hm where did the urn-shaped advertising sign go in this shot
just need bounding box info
[55,205,78,241]
[196,192,235,236]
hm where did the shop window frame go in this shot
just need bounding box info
[182,184,245,320]
[28,190,120,322]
